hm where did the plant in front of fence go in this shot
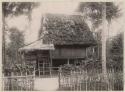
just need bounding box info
[2,63,35,91]
[59,64,123,91]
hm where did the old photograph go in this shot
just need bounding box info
[2,1,124,91]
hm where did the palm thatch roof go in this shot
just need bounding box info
[19,40,54,52]
[40,13,96,46]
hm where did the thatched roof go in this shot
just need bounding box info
[19,40,54,52]
[40,13,96,46]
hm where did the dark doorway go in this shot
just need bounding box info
[52,59,67,67]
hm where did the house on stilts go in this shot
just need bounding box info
[18,13,97,77]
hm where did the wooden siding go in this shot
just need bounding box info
[51,47,86,59]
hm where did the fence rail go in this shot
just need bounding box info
[2,69,35,91]
[2,66,123,91]
[2,67,60,91]
[35,67,59,78]
[59,68,123,91]
[2,75,35,91]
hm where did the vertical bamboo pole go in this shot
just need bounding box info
[49,50,52,76]
[32,67,35,91]
[43,62,45,76]
[38,61,40,77]
[58,67,61,89]
[85,69,87,91]
[10,72,14,90]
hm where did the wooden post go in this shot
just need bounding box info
[86,47,88,58]
[26,70,27,76]
[49,50,52,76]
[67,59,69,65]
[93,46,95,54]
[21,52,25,66]
[9,72,14,90]
[20,52,23,68]
[43,62,45,75]
[58,67,61,88]
[33,66,35,77]
[38,61,40,77]
[18,52,20,64]
[85,70,87,91]
[20,52,22,64]
[32,67,35,91]
[98,44,100,59]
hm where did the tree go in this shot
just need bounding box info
[2,2,39,18]
[77,2,120,30]
[77,2,121,89]
[2,2,39,67]
[108,33,123,70]
[6,28,24,66]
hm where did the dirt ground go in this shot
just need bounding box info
[34,77,59,91]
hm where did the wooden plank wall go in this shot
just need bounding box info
[51,48,86,59]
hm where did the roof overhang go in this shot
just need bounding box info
[18,40,55,52]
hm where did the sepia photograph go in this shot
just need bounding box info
[2,1,124,91]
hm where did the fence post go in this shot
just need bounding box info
[50,67,52,77]
[58,67,61,89]
[85,69,87,91]
[32,67,35,91]
[70,70,73,90]
[39,68,40,77]
[76,72,78,91]
[9,71,14,90]
[33,67,35,77]
[79,70,81,91]
[112,68,114,90]
[2,74,4,91]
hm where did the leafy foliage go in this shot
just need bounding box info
[107,33,123,69]
[77,2,121,28]
[77,2,122,71]
[2,2,39,17]
[3,2,39,69]
[6,28,24,64]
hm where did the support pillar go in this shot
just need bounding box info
[49,50,52,76]
[67,59,69,65]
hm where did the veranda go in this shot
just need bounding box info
[18,42,97,77]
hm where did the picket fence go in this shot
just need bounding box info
[2,67,123,91]
[2,67,59,91]
[2,69,35,91]
[58,68,123,91]
[2,75,34,91]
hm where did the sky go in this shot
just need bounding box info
[6,1,125,44]
[6,1,79,44]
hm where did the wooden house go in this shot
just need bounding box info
[19,14,97,76]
